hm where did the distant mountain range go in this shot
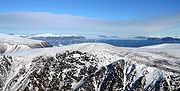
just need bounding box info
[12,33,180,41]
[15,33,86,40]
[147,37,180,41]
[96,35,180,42]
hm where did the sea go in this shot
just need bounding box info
[31,38,180,47]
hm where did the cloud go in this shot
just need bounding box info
[0,12,180,35]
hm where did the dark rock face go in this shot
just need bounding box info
[0,45,6,54]
[0,51,180,91]
[99,61,124,91]
[28,41,53,48]
[0,56,12,90]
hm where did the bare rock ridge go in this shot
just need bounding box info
[0,50,179,91]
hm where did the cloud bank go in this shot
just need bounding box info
[0,12,180,36]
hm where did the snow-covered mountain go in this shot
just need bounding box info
[18,33,86,40]
[0,43,180,91]
[15,33,147,40]
[28,33,83,38]
[77,34,148,40]
[0,33,52,54]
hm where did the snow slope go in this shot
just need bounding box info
[0,33,44,45]
[0,33,52,54]
[1,43,180,91]
[0,43,30,54]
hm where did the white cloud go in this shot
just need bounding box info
[0,12,180,35]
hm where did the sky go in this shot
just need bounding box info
[0,0,180,36]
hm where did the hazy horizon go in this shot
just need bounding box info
[0,0,180,36]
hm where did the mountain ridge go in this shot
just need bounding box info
[0,43,179,91]
[0,33,52,54]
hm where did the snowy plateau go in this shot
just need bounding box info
[0,33,180,91]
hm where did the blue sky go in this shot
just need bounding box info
[0,0,180,36]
